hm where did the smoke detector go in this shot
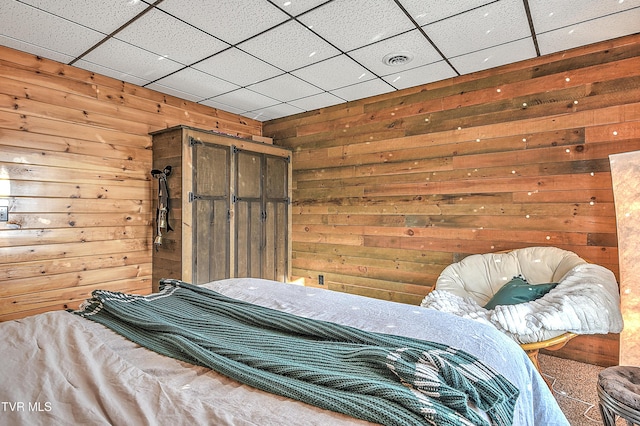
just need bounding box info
[382,52,414,66]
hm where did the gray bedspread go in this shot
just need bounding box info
[0,278,569,425]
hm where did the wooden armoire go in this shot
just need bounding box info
[151,126,291,290]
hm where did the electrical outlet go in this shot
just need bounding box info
[0,206,7,222]
[318,274,324,285]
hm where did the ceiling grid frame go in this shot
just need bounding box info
[1,0,638,121]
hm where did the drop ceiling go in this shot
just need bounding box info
[1,0,639,122]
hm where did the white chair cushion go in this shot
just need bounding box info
[435,247,587,306]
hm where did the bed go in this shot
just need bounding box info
[0,278,569,425]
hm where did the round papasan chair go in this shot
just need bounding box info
[420,247,624,378]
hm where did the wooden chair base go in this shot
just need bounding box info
[521,332,577,390]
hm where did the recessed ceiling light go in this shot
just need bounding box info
[382,52,414,67]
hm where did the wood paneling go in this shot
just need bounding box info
[263,34,640,366]
[0,45,261,321]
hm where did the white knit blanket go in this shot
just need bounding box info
[421,263,624,344]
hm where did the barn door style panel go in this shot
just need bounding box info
[234,149,290,281]
[151,125,291,291]
[264,155,290,281]
[235,150,263,279]
[191,141,230,284]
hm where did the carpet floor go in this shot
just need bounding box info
[538,354,627,425]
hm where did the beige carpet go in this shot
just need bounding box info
[538,354,627,425]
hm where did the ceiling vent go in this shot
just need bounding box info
[382,52,414,66]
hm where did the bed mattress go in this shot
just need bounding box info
[0,278,569,425]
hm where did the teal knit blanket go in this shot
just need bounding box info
[72,279,519,426]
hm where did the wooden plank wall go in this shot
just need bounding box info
[0,45,261,321]
[263,34,640,366]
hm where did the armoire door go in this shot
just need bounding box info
[234,149,289,280]
[234,149,263,278]
[191,141,231,284]
[264,155,289,281]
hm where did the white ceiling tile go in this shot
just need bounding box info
[144,83,203,103]
[73,59,151,86]
[209,88,280,112]
[114,8,229,66]
[0,35,75,64]
[398,0,496,26]
[2,0,638,123]
[249,103,306,121]
[528,0,640,33]
[537,8,640,55]
[298,0,415,52]
[80,38,184,82]
[147,68,239,101]
[192,48,283,87]
[239,20,340,71]
[349,30,443,77]
[383,60,457,89]
[449,38,536,75]
[292,55,373,91]
[244,111,276,122]
[423,0,530,58]
[272,0,330,17]
[330,79,395,102]
[156,0,289,44]
[247,74,322,102]
[16,0,149,34]
[0,1,105,58]
[199,98,246,115]
[288,92,345,111]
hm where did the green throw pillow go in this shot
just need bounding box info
[484,276,558,310]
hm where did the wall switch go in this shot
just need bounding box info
[0,206,7,222]
[318,274,324,285]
